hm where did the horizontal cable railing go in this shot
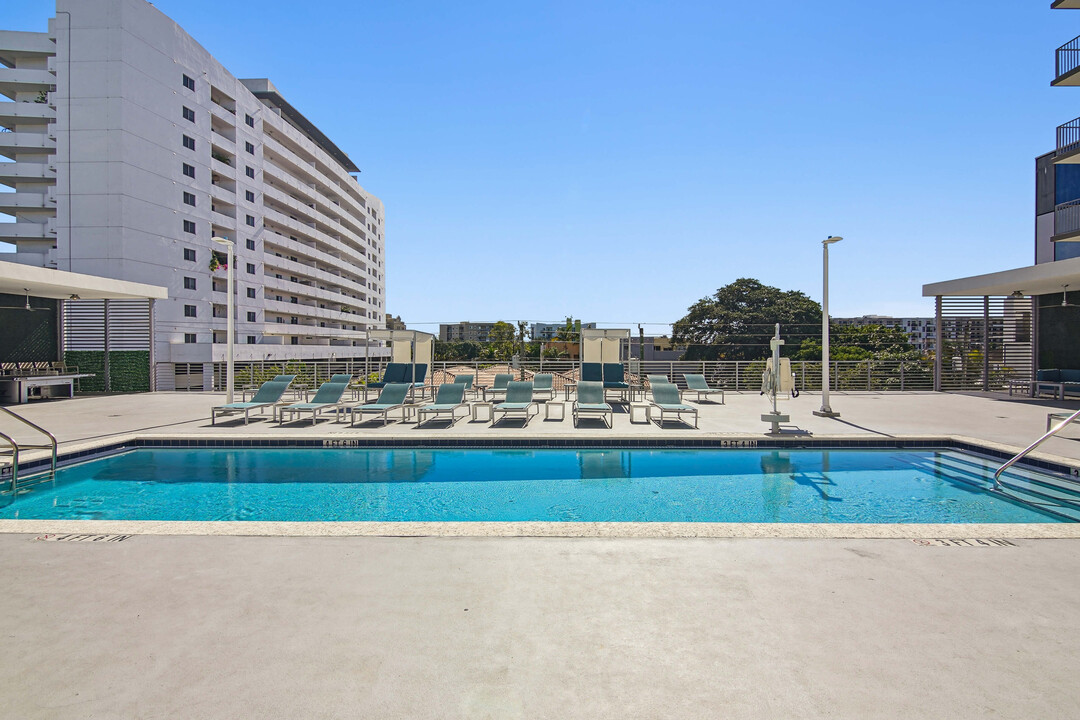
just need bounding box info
[1057,34,1080,79]
[205,358,954,393]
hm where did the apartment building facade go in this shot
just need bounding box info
[529,321,596,341]
[0,0,387,388]
[923,3,1080,386]
[439,322,501,343]
[831,315,936,354]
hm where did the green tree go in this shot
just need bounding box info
[488,321,517,361]
[434,341,482,361]
[671,278,821,361]
[793,324,922,361]
[555,317,581,342]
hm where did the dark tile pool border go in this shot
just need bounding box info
[11,436,1078,481]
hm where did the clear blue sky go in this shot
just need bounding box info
[3,1,1072,334]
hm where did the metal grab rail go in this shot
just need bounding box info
[0,406,57,496]
[0,429,18,497]
[993,407,1080,490]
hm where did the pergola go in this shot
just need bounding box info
[922,257,1080,390]
[0,261,167,393]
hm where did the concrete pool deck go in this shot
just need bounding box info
[2,390,1080,718]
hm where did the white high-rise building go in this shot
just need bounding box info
[0,0,387,387]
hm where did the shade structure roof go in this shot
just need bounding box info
[367,329,435,343]
[0,260,168,300]
[922,257,1080,297]
[580,328,630,340]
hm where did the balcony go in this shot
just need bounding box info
[0,131,54,159]
[0,221,49,239]
[1053,198,1080,241]
[0,191,49,213]
[0,101,53,130]
[0,161,52,185]
[0,67,54,97]
[1056,116,1080,163]
[1054,35,1080,86]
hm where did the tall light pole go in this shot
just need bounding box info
[212,236,235,403]
[814,235,843,418]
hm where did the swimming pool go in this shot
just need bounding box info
[1,447,1075,523]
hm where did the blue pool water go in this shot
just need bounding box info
[0,447,1069,523]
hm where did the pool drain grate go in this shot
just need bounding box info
[34,533,133,543]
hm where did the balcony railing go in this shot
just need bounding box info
[1055,198,1080,238]
[1057,117,1080,157]
[1056,34,1080,80]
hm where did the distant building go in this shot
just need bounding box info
[530,321,596,341]
[385,314,406,330]
[0,0,388,392]
[439,321,500,343]
[627,336,685,362]
[831,315,936,353]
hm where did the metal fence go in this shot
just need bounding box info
[208,357,941,393]
[1057,33,1080,79]
[1058,116,1080,157]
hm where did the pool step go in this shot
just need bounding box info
[909,453,1080,522]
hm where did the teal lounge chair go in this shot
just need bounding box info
[649,382,698,428]
[492,381,538,426]
[277,377,352,425]
[573,380,612,428]
[683,374,725,404]
[581,363,603,383]
[532,373,555,401]
[646,374,670,387]
[416,383,469,426]
[602,363,629,389]
[484,373,514,402]
[368,363,408,389]
[452,373,477,399]
[211,376,295,425]
[349,383,411,426]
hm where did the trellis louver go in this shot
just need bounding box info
[63,300,151,351]
[932,296,1034,391]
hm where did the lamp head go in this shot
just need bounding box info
[823,235,843,245]
[212,235,233,247]
[1010,290,1025,299]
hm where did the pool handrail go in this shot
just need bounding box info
[0,406,58,500]
[993,406,1080,490]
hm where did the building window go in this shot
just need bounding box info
[183,277,196,290]
[182,163,195,178]
[245,113,254,128]
[184,304,197,317]
[183,248,196,262]
[183,219,196,234]
[246,311,256,322]
[245,238,255,250]
[247,336,256,344]
[245,166,255,179]
[246,215,256,227]
[246,288,256,299]
[245,190,255,203]
[291,337,299,345]
[246,263,255,274]
[182,106,195,123]
[182,74,195,91]
[290,317,298,325]
[245,141,255,154]
[183,191,196,207]
[182,135,195,151]
[184,333,197,344]
[290,297,298,304]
